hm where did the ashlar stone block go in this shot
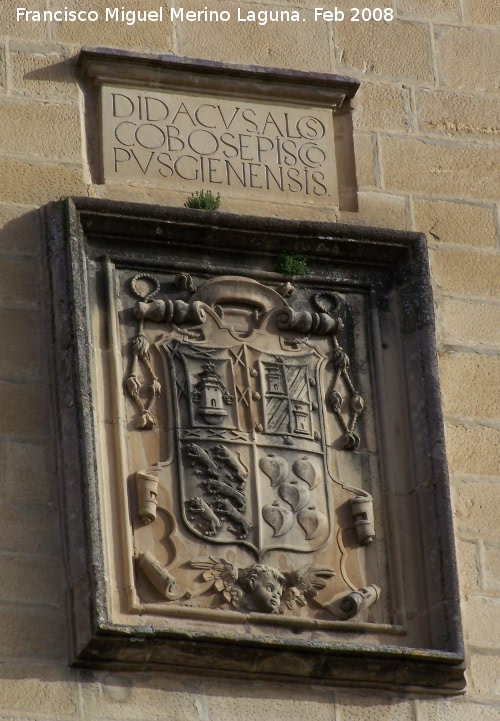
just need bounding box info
[352,82,410,133]
[0,662,78,716]
[454,538,480,591]
[439,352,500,420]
[0,206,42,256]
[464,595,500,648]
[462,0,500,26]
[483,543,500,591]
[395,0,460,21]
[446,424,500,477]
[0,157,84,205]
[336,19,433,82]
[0,0,49,41]
[431,247,500,299]
[417,697,500,721]
[413,199,497,248]
[437,297,500,348]
[453,480,500,542]
[50,0,174,52]
[178,0,331,73]
[470,652,500,698]
[416,89,500,141]
[10,49,79,99]
[435,27,500,92]
[381,136,500,201]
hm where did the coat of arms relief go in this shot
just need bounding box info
[47,198,463,686]
[123,272,380,622]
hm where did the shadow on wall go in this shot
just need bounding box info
[23,55,77,88]
[0,208,44,254]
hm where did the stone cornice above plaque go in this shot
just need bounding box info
[77,48,359,107]
[77,49,360,210]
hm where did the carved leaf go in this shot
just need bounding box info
[262,502,294,537]
[297,508,328,540]
[259,454,289,487]
[292,456,319,489]
[279,481,310,511]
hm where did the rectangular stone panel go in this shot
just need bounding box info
[77,49,360,210]
[102,86,337,205]
[45,197,465,691]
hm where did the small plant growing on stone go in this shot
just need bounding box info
[184,190,221,211]
[274,252,309,275]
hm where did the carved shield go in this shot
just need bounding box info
[164,308,332,556]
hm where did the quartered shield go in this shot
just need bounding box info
[163,304,333,556]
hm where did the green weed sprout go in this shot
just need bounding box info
[274,253,309,275]
[184,190,221,210]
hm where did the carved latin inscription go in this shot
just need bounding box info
[102,87,338,204]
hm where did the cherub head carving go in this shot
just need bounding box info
[238,564,286,614]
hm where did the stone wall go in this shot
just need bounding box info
[0,1,498,719]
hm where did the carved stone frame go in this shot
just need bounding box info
[44,197,464,692]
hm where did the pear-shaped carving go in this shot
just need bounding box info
[262,502,294,537]
[279,481,310,511]
[292,456,320,489]
[297,508,328,540]
[259,454,289,487]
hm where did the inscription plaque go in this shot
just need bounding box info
[104,87,337,203]
[46,198,465,691]
[77,49,360,209]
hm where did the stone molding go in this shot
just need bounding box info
[44,198,464,692]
